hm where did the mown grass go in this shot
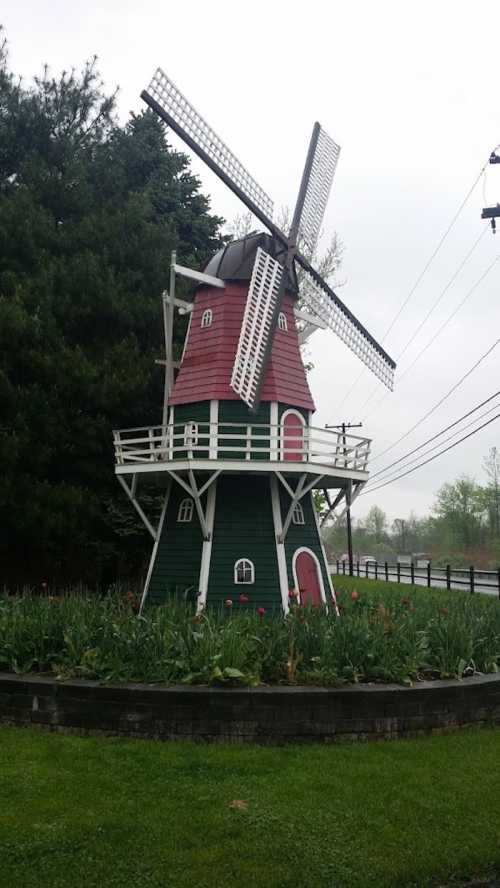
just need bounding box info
[1,581,500,686]
[0,725,499,887]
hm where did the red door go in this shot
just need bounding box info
[282,413,304,462]
[295,550,322,606]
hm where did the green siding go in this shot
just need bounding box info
[218,400,270,461]
[172,402,211,459]
[279,486,331,595]
[147,482,205,605]
[207,475,282,612]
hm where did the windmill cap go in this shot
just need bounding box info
[203,231,298,295]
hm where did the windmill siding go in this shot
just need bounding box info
[147,483,205,605]
[207,475,281,612]
[169,283,315,411]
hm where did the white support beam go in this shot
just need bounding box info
[188,468,209,539]
[280,474,307,541]
[117,474,156,540]
[173,263,225,289]
[139,480,171,614]
[276,471,295,499]
[293,308,328,329]
[164,295,194,313]
[270,475,290,615]
[197,480,218,612]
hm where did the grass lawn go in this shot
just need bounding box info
[1,726,499,888]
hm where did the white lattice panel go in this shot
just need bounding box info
[230,248,283,408]
[147,68,274,221]
[301,272,395,390]
[299,127,340,254]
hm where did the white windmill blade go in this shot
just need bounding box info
[300,271,395,390]
[293,124,341,256]
[230,247,283,409]
[143,68,274,224]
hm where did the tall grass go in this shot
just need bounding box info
[0,582,499,686]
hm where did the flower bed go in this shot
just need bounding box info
[1,579,499,686]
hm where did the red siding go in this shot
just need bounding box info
[169,283,315,411]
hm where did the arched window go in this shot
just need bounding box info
[201,309,212,328]
[177,498,194,523]
[278,312,288,331]
[292,502,305,525]
[234,558,255,584]
[184,422,198,448]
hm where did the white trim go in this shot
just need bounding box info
[177,497,194,523]
[139,480,171,614]
[116,459,368,483]
[173,263,225,289]
[209,400,218,459]
[292,546,327,606]
[310,491,337,611]
[184,421,198,450]
[180,310,192,364]
[197,479,217,612]
[280,408,306,462]
[269,402,279,460]
[201,308,213,328]
[270,475,289,615]
[234,558,255,584]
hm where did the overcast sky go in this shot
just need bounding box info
[3,0,500,523]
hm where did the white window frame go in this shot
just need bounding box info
[278,311,288,331]
[201,308,213,328]
[291,502,305,525]
[234,558,255,584]
[177,497,194,523]
[184,421,199,448]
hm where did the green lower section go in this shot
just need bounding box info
[147,482,204,605]
[207,475,281,611]
[279,485,331,594]
[145,470,330,611]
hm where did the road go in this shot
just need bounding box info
[330,565,500,597]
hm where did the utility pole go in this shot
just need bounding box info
[481,151,500,233]
[325,421,362,576]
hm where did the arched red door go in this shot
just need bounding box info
[295,550,322,606]
[282,412,304,462]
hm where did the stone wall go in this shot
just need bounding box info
[1,671,499,743]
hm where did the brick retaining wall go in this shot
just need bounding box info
[1,671,499,743]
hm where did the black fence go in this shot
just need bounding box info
[333,559,500,598]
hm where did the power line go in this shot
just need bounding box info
[362,411,500,497]
[333,155,492,414]
[363,396,500,492]
[358,225,490,414]
[362,246,500,417]
[365,389,500,485]
[369,333,500,464]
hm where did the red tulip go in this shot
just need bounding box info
[238,594,249,604]
[351,590,359,601]
[257,607,266,617]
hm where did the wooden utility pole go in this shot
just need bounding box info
[481,151,500,233]
[325,421,362,575]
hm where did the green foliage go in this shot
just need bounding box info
[1,583,499,686]
[0,41,225,586]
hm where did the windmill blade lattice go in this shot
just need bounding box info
[300,271,395,390]
[294,125,341,255]
[145,69,274,222]
[230,247,284,409]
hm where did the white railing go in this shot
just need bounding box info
[113,422,371,472]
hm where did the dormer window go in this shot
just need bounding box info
[292,502,305,525]
[201,309,213,328]
[278,312,287,331]
[177,498,194,523]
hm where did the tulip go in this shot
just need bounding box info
[224,599,233,608]
[257,607,266,617]
[238,594,249,604]
[351,589,359,601]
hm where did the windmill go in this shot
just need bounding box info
[112,68,396,615]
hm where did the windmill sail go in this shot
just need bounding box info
[291,124,341,256]
[230,247,283,409]
[143,69,274,224]
[300,270,395,390]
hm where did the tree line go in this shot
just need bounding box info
[0,35,225,586]
[324,448,500,568]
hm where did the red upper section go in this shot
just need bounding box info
[169,282,315,411]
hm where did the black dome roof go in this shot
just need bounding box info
[203,232,298,295]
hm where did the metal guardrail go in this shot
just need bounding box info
[332,559,500,598]
[113,422,371,471]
